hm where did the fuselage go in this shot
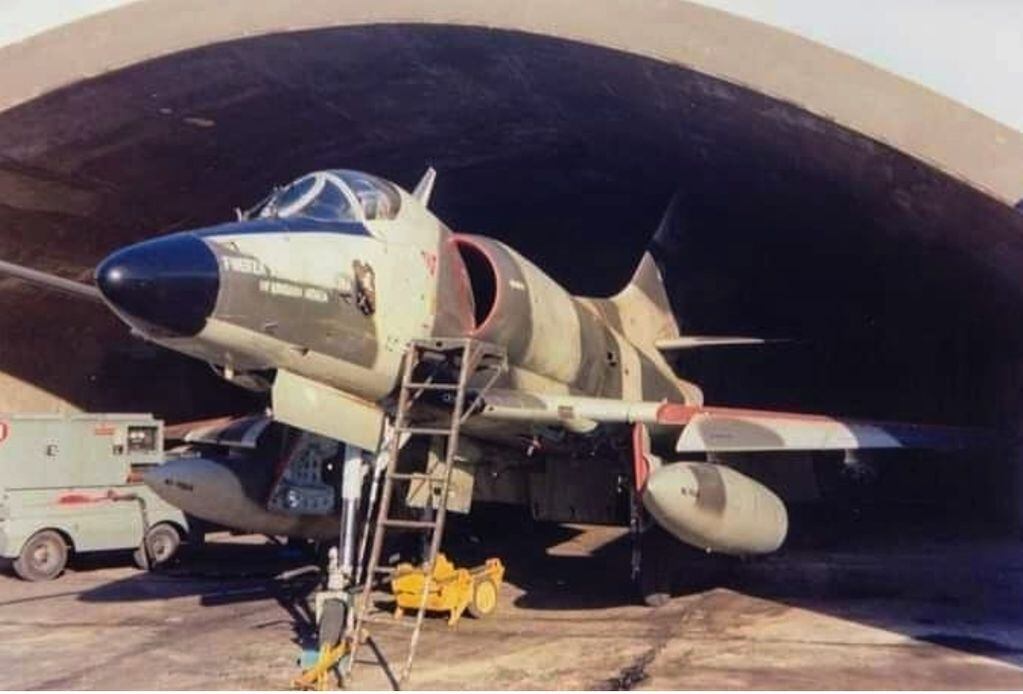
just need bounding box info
[89,169,801,560]
[95,170,698,415]
[94,169,704,539]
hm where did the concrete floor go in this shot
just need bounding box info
[1,521,1023,690]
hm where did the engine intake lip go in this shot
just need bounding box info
[453,235,500,332]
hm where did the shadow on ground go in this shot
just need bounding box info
[70,503,1023,673]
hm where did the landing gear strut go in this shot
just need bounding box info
[309,443,366,674]
[629,422,675,607]
[629,479,673,606]
[636,525,676,607]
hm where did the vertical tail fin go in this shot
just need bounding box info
[607,195,683,348]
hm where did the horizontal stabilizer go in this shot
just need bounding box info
[0,258,102,302]
[655,336,784,350]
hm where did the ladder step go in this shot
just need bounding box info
[346,340,507,685]
[404,382,459,391]
[388,472,449,482]
[398,427,453,436]
[380,518,439,530]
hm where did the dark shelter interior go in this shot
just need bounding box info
[1,25,1022,525]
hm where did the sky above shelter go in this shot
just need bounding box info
[0,0,1021,133]
[695,0,1023,133]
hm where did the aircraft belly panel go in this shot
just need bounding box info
[529,456,627,525]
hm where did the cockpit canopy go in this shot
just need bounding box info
[256,170,401,223]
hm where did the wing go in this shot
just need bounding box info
[0,258,102,302]
[476,389,986,453]
[660,404,985,453]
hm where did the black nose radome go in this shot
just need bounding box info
[95,233,219,336]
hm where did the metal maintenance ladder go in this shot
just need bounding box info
[345,338,506,687]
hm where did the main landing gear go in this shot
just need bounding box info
[632,514,677,608]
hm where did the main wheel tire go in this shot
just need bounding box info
[467,577,499,619]
[13,530,68,581]
[134,523,182,569]
[637,527,675,607]
[640,584,671,607]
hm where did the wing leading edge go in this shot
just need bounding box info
[477,389,987,453]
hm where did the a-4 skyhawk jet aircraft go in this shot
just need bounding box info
[0,168,979,604]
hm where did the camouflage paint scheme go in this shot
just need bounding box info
[0,169,979,556]
[181,188,694,410]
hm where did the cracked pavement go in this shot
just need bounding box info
[2,525,1022,690]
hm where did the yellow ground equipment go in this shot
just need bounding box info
[391,554,504,626]
[292,640,350,691]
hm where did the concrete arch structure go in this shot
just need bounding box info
[0,0,1021,482]
[3,1,1023,200]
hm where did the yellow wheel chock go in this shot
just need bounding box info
[292,639,350,691]
[391,554,504,626]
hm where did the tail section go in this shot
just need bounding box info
[608,193,775,354]
[606,196,683,349]
[609,250,680,349]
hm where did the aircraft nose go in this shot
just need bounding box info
[95,233,219,336]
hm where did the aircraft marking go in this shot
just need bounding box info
[420,250,438,276]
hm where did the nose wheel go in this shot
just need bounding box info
[296,596,352,690]
[318,597,348,652]
[297,443,366,688]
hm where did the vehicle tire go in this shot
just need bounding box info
[13,529,68,581]
[467,577,499,619]
[134,523,182,569]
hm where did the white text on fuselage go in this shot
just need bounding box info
[222,256,265,275]
[222,257,331,304]
[258,279,330,303]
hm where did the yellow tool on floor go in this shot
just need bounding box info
[293,640,350,691]
[391,554,504,626]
